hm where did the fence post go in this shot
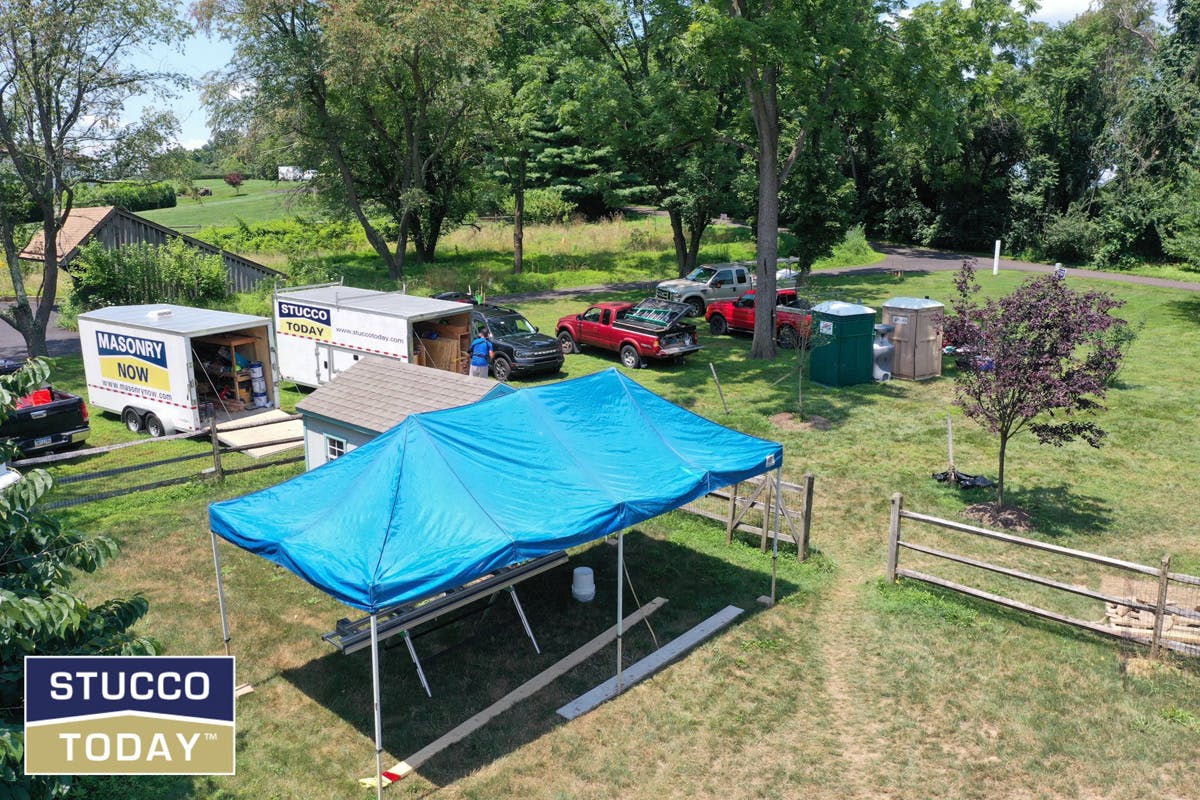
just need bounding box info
[210,424,224,482]
[1151,554,1171,659]
[800,473,815,561]
[886,492,903,582]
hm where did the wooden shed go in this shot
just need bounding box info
[19,205,281,293]
[295,356,514,470]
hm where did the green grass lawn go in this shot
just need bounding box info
[139,179,316,230]
[49,264,1200,800]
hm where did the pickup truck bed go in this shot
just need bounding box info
[1,387,90,455]
[557,299,701,369]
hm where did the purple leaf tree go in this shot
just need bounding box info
[944,259,1129,509]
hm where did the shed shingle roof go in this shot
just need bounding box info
[19,206,116,263]
[295,356,506,434]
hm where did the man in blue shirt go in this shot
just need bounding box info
[469,330,494,378]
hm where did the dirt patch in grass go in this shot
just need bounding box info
[770,412,831,432]
[962,502,1034,531]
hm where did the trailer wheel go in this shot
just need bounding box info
[144,413,166,438]
[619,344,642,370]
[122,407,143,433]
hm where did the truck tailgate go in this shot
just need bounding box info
[1,390,90,453]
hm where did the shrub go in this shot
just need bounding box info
[67,239,229,313]
[1041,206,1101,264]
[73,181,176,212]
[198,218,365,255]
[503,188,573,225]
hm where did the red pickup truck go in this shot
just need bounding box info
[704,289,813,348]
[556,298,701,369]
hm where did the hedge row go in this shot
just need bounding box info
[74,181,177,212]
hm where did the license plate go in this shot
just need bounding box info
[34,436,52,448]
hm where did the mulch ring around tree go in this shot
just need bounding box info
[770,412,832,433]
[963,502,1034,531]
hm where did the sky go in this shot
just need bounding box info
[130,0,1098,151]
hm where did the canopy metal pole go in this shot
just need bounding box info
[771,467,782,606]
[370,614,383,800]
[210,531,232,657]
[616,529,625,691]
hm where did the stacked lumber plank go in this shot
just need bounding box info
[1102,576,1200,645]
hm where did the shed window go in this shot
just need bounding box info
[326,436,348,461]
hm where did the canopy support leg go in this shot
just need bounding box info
[403,631,432,698]
[370,614,383,800]
[616,528,625,691]
[210,531,232,657]
[507,587,541,654]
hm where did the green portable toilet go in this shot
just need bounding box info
[809,301,876,387]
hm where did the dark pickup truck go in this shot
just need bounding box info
[556,298,701,369]
[0,386,90,455]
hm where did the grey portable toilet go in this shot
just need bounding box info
[881,297,945,380]
[809,301,876,387]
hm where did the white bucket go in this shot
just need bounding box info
[249,361,264,379]
[571,567,595,603]
[252,391,269,408]
[251,375,267,394]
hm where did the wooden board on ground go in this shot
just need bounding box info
[216,409,303,458]
[1100,574,1200,644]
[556,604,744,721]
[361,597,669,789]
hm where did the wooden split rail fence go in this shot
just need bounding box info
[682,473,814,560]
[887,492,1200,658]
[12,414,305,511]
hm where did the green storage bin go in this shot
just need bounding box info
[809,301,876,387]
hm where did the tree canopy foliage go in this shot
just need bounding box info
[0,0,187,356]
[945,260,1128,508]
[190,0,1199,350]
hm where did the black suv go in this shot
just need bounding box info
[470,304,564,381]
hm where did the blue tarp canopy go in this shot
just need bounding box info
[209,369,783,613]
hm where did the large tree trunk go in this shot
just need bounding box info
[686,214,707,272]
[396,211,412,281]
[513,154,525,274]
[668,208,688,277]
[748,74,779,361]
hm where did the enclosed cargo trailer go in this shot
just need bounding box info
[78,304,279,436]
[273,285,473,387]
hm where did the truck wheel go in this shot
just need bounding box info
[619,345,642,370]
[709,315,728,336]
[685,297,705,317]
[492,355,513,382]
[778,325,798,349]
[122,407,143,433]
[144,413,166,438]
[557,330,578,355]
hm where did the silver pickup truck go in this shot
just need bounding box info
[655,263,755,316]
